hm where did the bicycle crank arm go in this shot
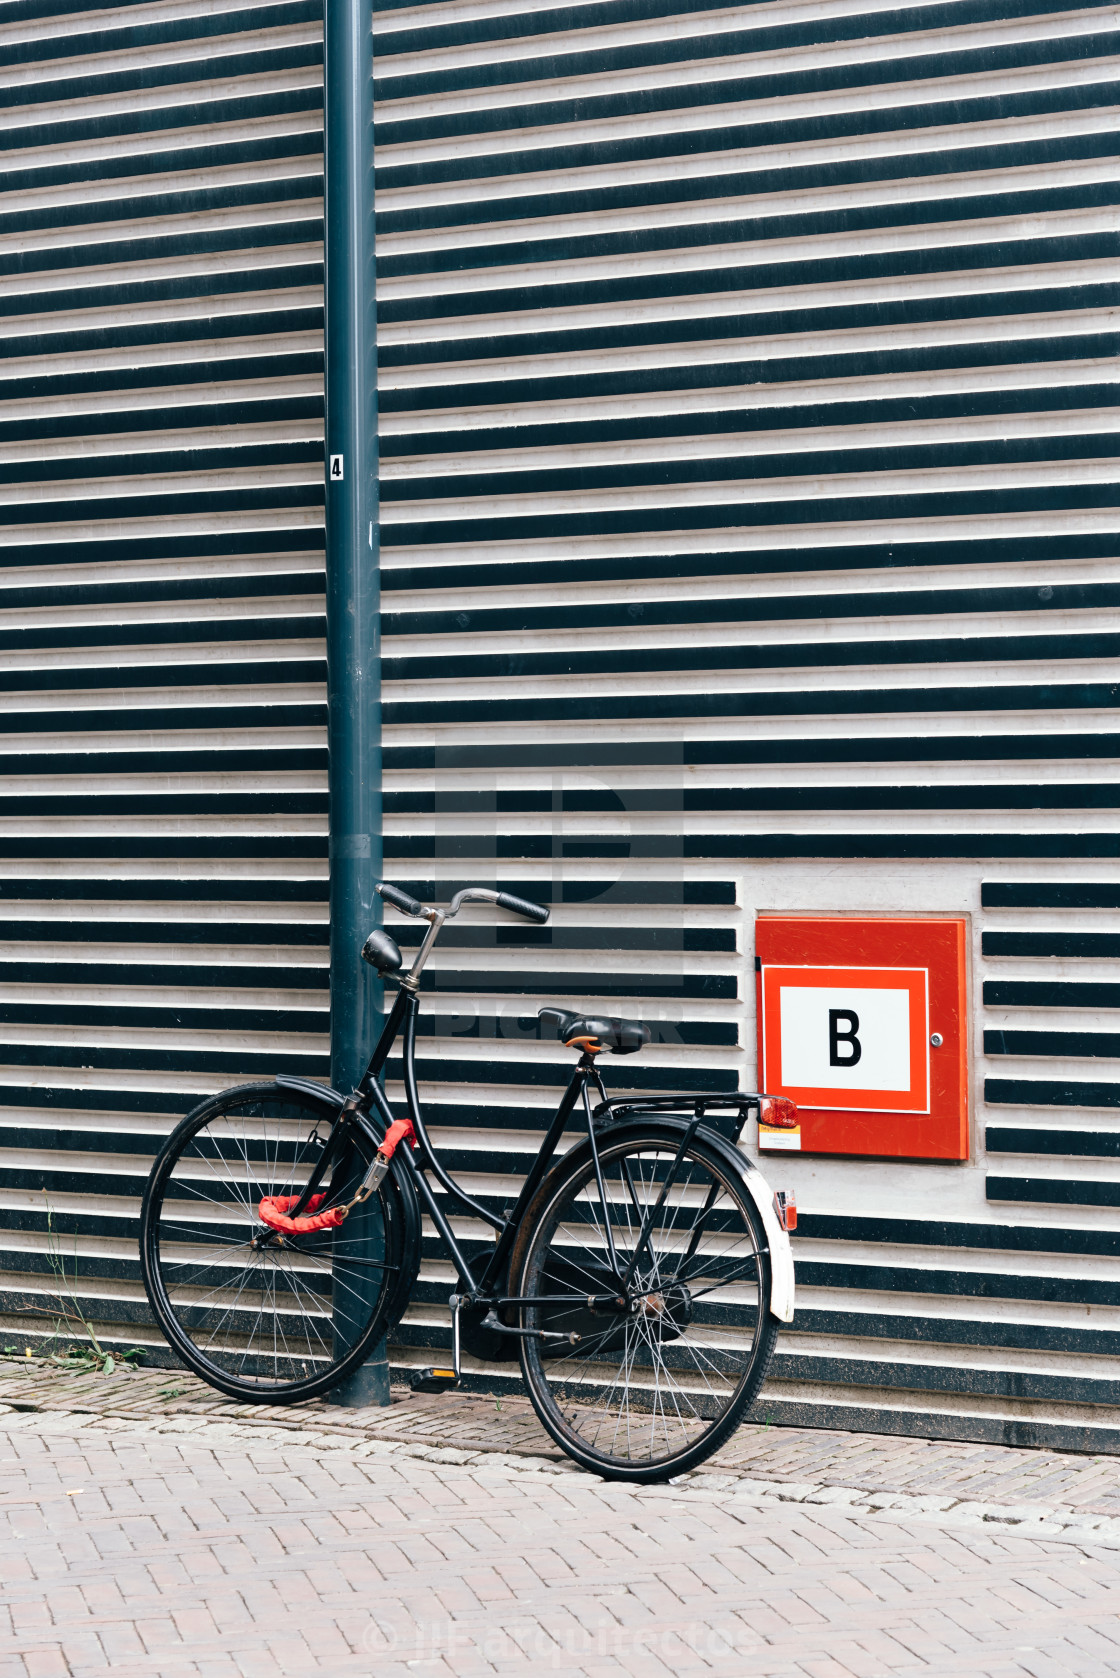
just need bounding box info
[480,1310,581,1345]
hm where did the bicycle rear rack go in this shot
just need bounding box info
[592,1093,765,1144]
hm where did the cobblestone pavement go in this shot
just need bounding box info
[1,1362,1120,1677]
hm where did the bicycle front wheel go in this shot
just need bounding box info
[140,1081,408,1403]
[515,1127,779,1481]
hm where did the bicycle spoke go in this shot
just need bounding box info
[520,1134,774,1476]
[145,1088,396,1394]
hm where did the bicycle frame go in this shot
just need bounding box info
[352,980,602,1305]
[296,883,794,1370]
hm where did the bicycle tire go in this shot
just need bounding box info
[140,1081,409,1403]
[513,1124,780,1482]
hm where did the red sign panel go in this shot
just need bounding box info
[755,917,969,1160]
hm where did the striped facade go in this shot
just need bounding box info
[2,0,1118,1449]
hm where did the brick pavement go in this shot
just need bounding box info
[1,1363,1120,1676]
[2,1402,1120,1678]
[1,1359,1119,1522]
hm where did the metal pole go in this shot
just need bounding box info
[323,0,388,1407]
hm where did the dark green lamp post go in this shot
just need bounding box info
[322,0,388,1407]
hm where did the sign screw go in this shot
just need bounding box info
[930,1032,944,1047]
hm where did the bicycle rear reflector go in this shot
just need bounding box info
[773,1190,797,1232]
[759,1097,799,1129]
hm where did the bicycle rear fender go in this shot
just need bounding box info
[567,1118,796,1325]
[734,1158,795,1324]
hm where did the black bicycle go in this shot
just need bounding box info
[140,883,796,1482]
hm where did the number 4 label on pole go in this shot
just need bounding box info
[329,454,344,480]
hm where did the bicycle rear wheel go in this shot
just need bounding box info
[140,1081,407,1402]
[515,1127,779,1481]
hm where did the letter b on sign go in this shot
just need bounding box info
[828,1009,861,1067]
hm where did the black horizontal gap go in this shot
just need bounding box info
[384,680,1120,730]
[385,578,1120,641]
[380,483,1119,549]
[0,880,327,902]
[381,433,1117,505]
[0,219,322,283]
[0,352,323,404]
[0,837,326,859]
[986,1077,1120,1107]
[0,486,324,529]
[381,384,1119,460]
[404,1054,735,1092]
[985,980,1120,1008]
[376,80,1118,193]
[986,1127,1120,1157]
[0,576,323,615]
[0,794,327,817]
[0,661,326,697]
[0,962,325,988]
[417,971,736,999]
[0,1046,328,1075]
[0,396,323,447]
[377,181,1119,282]
[5,2,319,68]
[383,532,1120,594]
[785,1306,1120,1358]
[0,176,320,243]
[0,526,321,570]
[790,1257,1118,1306]
[987,1175,1120,1206]
[0,87,322,159]
[387,834,1120,864]
[380,737,1120,772]
[377,133,1120,239]
[383,626,1120,685]
[385,787,1120,815]
[380,282,1118,372]
[379,230,1116,327]
[380,330,1118,414]
[0,1003,324,1031]
[410,1015,735,1047]
[0,40,322,113]
[374,0,1068,58]
[378,878,734,905]
[985,1029,1120,1058]
[373,30,1120,136]
[984,931,1120,958]
[983,882,1120,908]
[0,441,321,489]
[797,1211,1120,1257]
[0,616,322,654]
[0,920,327,945]
[0,133,320,202]
[0,264,322,325]
[0,311,322,369]
[0,705,325,736]
[387,926,733,951]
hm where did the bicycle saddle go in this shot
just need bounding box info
[538,1006,652,1056]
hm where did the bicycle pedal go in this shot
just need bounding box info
[410,1367,460,1394]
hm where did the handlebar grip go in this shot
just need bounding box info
[376,882,425,918]
[496,891,550,925]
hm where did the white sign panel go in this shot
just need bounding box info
[779,984,914,1094]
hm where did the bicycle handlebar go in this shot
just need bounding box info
[377,883,425,918]
[495,891,550,924]
[377,881,550,926]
